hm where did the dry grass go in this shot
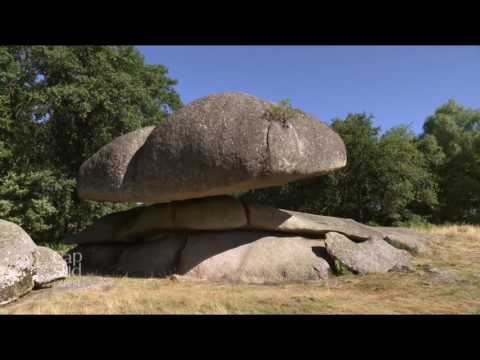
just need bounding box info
[2,225,480,314]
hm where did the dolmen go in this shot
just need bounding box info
[66,92,431,283]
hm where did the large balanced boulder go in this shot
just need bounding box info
[78,92,347,203]
[0,220,37,305]
[33,246,69,288]
[178,231,332,283]
[324,232,412,274]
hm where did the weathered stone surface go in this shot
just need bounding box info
[78,92,347,203]
[33,246,68,288]
[421,264,458,284]
[115,203,174,242]
[175,196,247,230]
[246,204,384,241]
[68,244,125,275]
[62,203,166,245]
[375,227,430,255]
[324,232,412,274]
[2,277,117,311]
[69,233,186,277]
[77,126,155,203]
[115,233,187,277]
[0,220,37,305]
[178,231,331,283]
[64,196,246,244]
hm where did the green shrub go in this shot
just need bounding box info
[263,98,304,126]
[0,169,135,244]
[0,170,75,243]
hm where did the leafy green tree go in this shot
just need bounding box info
[0,170,75,243]
[376,126,438,225]
[327,113,382,222]
[1,46,181,176]
[0,46,181,243]
[422,100,480,222]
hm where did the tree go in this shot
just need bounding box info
[327,113,382,222]
[0,46,182,244]
[0,170,75,243]
[1,46,182,176]
[422,100,480,222]
[376,126,438,225]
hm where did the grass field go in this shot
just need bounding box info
[2,225,480,314]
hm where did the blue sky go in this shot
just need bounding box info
[137,46,480,134]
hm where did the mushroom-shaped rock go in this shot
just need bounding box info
[78,92,347,203]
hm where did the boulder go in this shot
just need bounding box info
[64,195,247,244]
[69,232,187,276]
[324,232,411,274]
[178,230,332,283]
[116,203,174,242]
[375,227,430,254]
[245,203,384,241]
[0,220,37,305]
[65,196,385,246]
[77,126,155,203]
[33,246,69,288]
[67,244,125,275]
[69,230,332,283]
[115,233,187,277]
[421,264,457,284]
[175,196,247,230]
[64,205,154,245]
[78,92,347,203]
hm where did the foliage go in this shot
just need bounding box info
[0,46,181,177]
[421,100,480,223]
[0,46,181,244]
[0,170,75,243]
[263,98,304,126]
[377,126,438,225]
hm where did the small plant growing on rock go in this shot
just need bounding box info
[333,259,353,275]
[264,98,304,127]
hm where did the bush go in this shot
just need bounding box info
[0,169,135,244]
[0,170,75,243]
